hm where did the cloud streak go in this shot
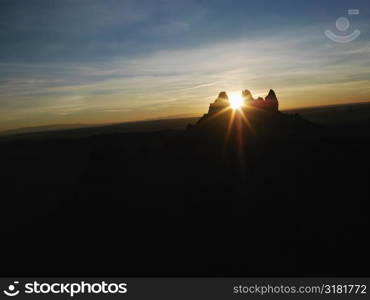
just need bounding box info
[1,0,370,130]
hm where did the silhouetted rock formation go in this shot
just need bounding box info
[197,89,280,125]
[243,89,279,111]
[208,91,230,114]
[264,89,279,111]
[197,91,230,123]
[242,89,254,106]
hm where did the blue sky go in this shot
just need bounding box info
[1,0,370,130]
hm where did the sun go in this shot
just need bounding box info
[229,92,244,109]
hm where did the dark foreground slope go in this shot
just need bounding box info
[0,107,369,276]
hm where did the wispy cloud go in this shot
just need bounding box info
[1,9,370,130]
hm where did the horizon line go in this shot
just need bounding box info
[1,100,370,135]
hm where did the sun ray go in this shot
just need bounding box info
[201,106,231,124]
[238,108,256,137]
[224,108,236,147]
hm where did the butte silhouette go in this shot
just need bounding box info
[203,89,279,119]
[188,89,312,143]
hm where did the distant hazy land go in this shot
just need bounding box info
[1,102,370,141]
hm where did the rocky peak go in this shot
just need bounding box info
[208,91,230,114]
[196,89,280,125]
[218,91,228,100]
[266,89,277,101]
[264,89,279,111]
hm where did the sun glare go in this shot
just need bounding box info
[229,92,243,109]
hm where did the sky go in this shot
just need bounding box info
[0,0,370,131]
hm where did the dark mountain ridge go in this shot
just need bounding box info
[0,90,369,277]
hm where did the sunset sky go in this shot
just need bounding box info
[1,0,370,131]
